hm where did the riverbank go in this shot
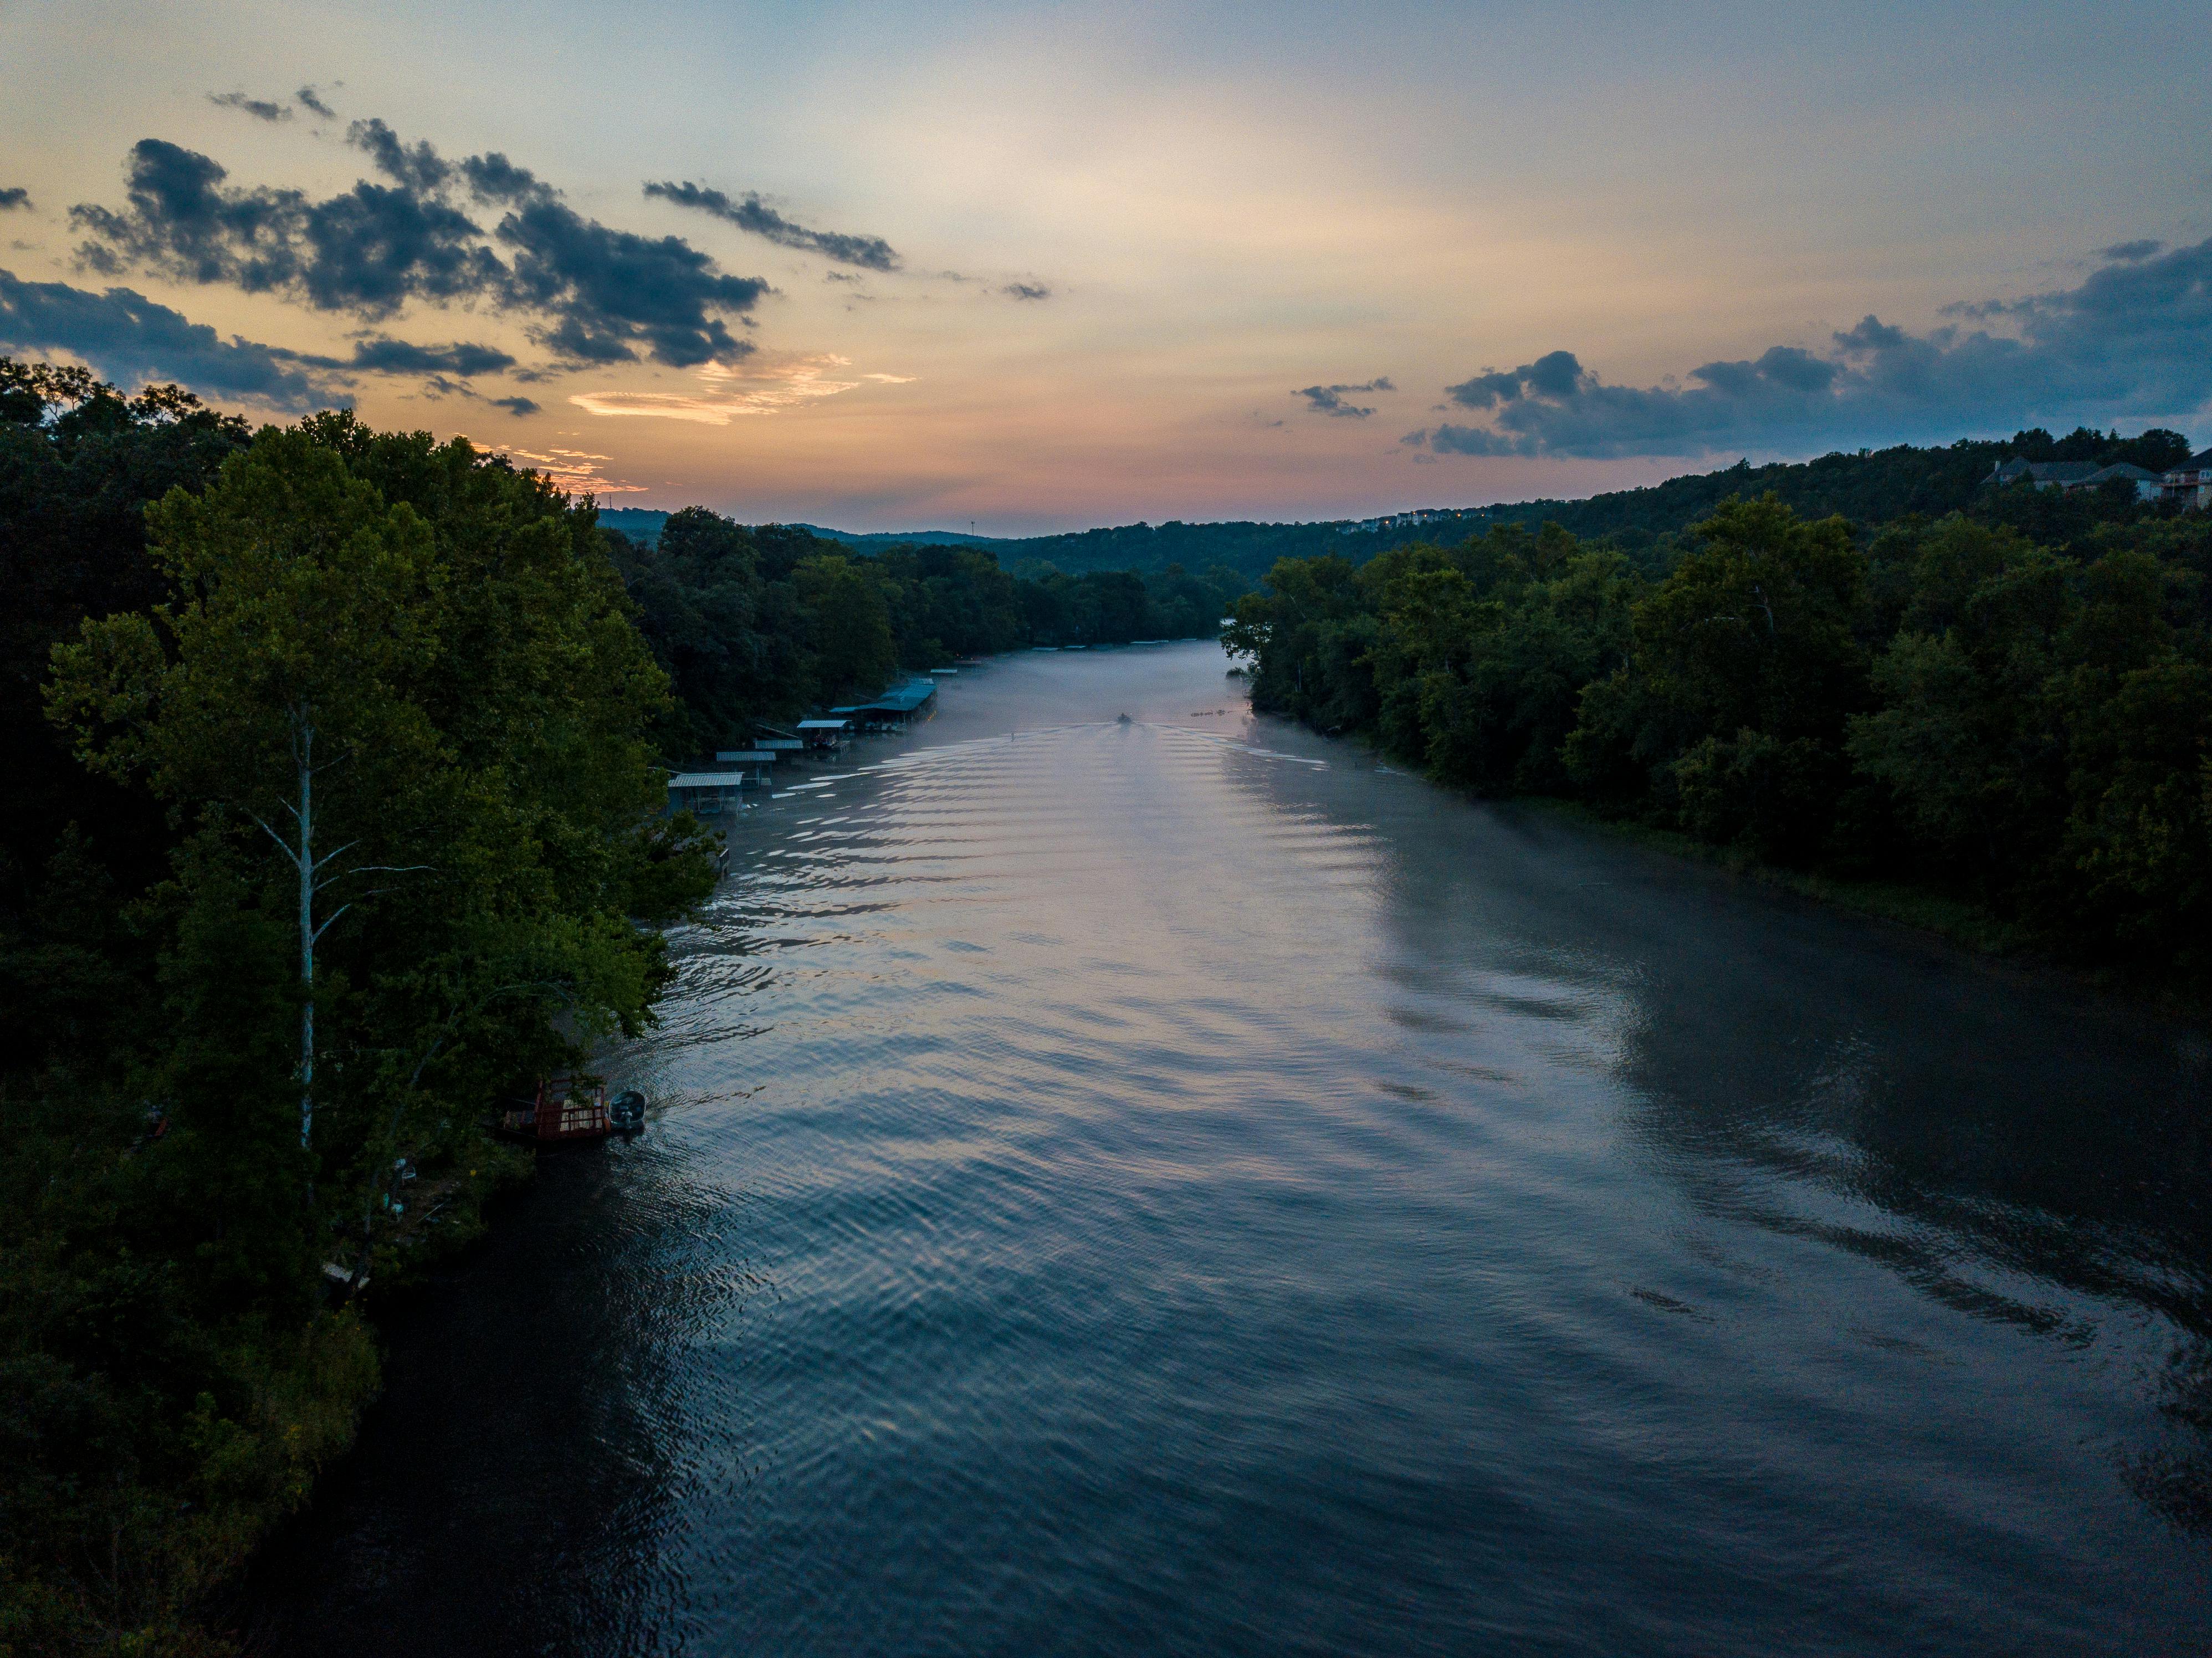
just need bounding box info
[1500,794,2212,1019]
[1514,796,2030,953]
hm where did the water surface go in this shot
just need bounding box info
[256,641,2212,1656]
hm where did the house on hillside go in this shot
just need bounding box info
[2082,463,2169,503]
[2166,449,2212,511]
[1988,457,2169,502]
[1989,458,2105,491]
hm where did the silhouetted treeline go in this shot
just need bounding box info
[610,427,2198,583]
[1477,426,2196,556]
[1,362,718,1652]
[1228,473,2212,976]
[602,505,1243,755]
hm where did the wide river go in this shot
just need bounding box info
[256,641,2212,1656]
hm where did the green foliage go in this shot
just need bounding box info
[1,369,716,1651]
[1233,474,2212,980]
[603,513,1245,756]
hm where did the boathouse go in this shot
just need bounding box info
[667,770,745,816]
[796,718,850,753]
[713,750,778,785]
[830,677,939,731]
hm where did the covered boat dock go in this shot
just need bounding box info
[830,677,939,732]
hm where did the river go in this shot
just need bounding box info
[252,639,2212,1656]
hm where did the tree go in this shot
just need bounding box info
[52,430,445,1153]
[795,551,896,695]
[1566,495,1867,857]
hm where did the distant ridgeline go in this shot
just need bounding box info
[602,426,2197,581]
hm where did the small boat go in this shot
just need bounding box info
[495,1076,646,1143]
[1116,712,1132,724]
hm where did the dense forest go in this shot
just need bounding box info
[0,362,731,1652]
[609,426,2197,582]
[0,358,1233,1652]
[602,508,1242,758]
[1226,434,2212,978]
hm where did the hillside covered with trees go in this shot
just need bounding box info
[601,509,1242,759]
[1226,458,2212,979]
[608,427,2197,583]
[0,362,731,1651]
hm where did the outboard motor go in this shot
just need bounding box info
[609,1089,647,1132]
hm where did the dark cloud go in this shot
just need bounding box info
[1295,376,1395,418]
[297,183,497,314]
[0,188,28,211]
[71,127,769,368]
[1405,237,2212,460]
[347,117,452,195]
[460,152,554,206]
[295,85,336,120]
[0,268,335,408]
[1002,282,1051,301]
[71,141,308,290]
[339,336,515,376]
[490,395,539,416]
[68,139,498,317]
[498,197,765,366]
[643,180,899,272]
[2097,239,2164,263]
[209,91,291,122]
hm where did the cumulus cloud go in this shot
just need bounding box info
[346,116,451,194]
[0,262,521,406]
[208,91,292,122]
[459,151,554,206]
[499,197,766,367]
[70,138,500,316]
[1296,376,1394,418]
[296,85,337,120]
[643,180,898,272]
[70,126,770,369]
[490,395,539,416]
[1403,238,2212,460]
[1002,282,1051,301]
[0,188,28,211]
[0,268,335,408]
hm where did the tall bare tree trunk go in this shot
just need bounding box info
[295,717,316,1149]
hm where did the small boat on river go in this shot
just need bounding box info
[496,1076,646,1143]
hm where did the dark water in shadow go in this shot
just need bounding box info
[252,642,2212,1656]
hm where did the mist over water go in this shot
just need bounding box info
[256,642,2212,1656]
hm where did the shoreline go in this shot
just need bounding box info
[1252,705,2207,1024]
[1513,794,2208,1022]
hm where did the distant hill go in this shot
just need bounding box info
[798,525,1003,551]
[591,426,2194,576]
[595,510,997,552]
[596,507,672,544]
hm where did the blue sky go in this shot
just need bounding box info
[2,0,2207,530]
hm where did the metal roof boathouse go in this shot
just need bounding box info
[667,771,747,816]
[830,677,939,731]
